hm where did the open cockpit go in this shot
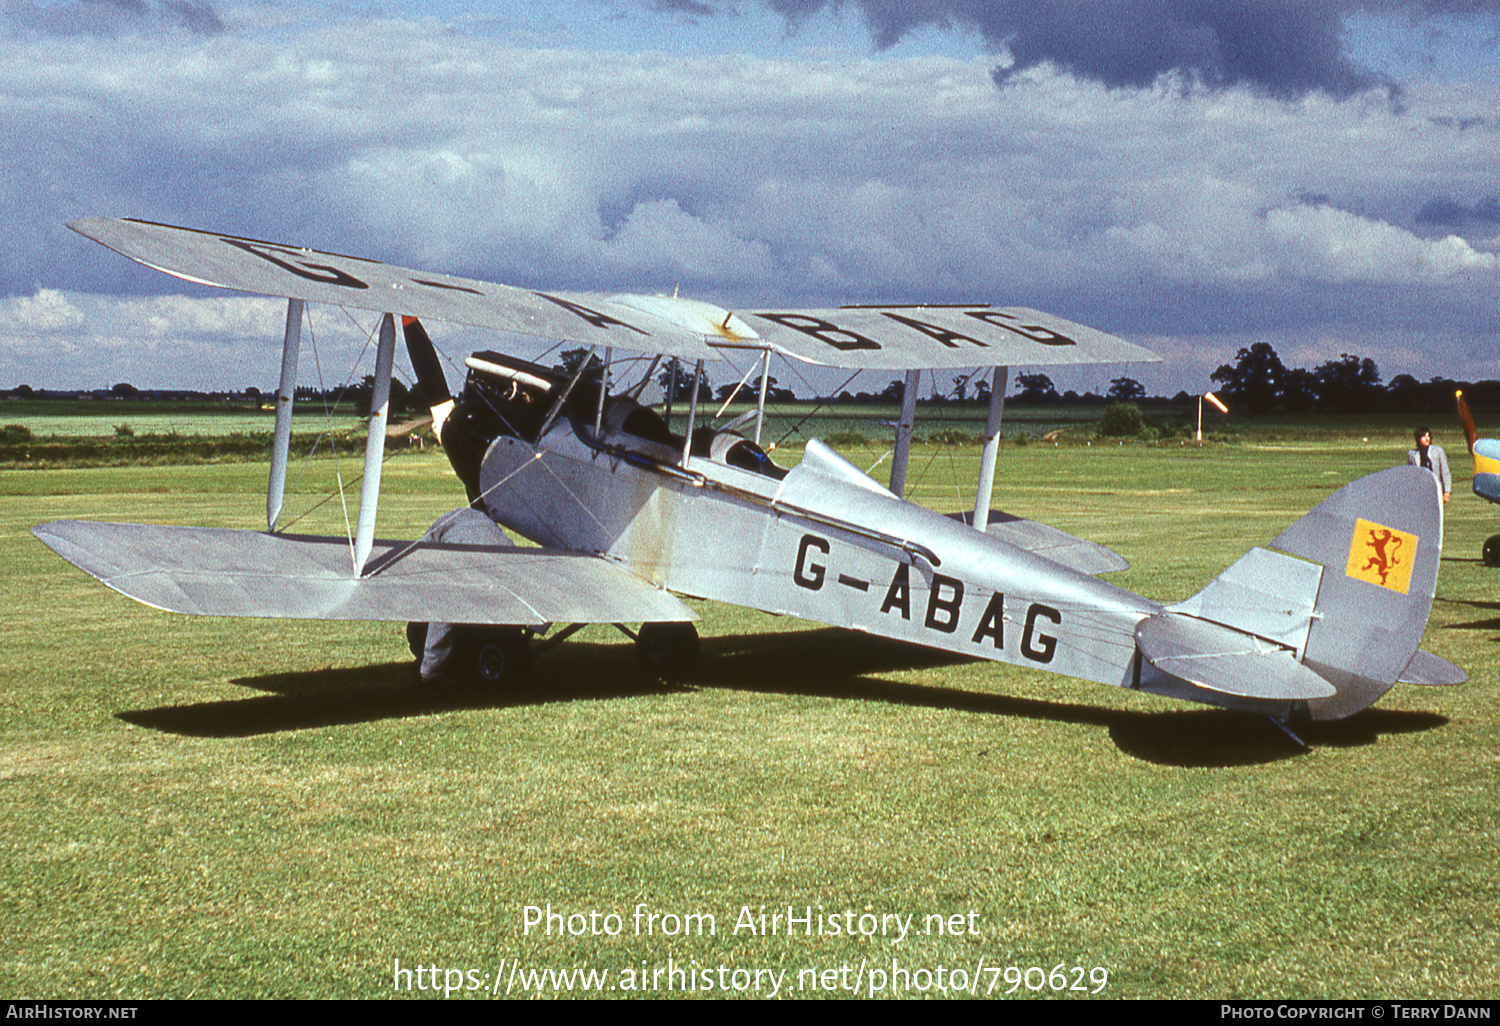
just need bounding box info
[440,348,787,501]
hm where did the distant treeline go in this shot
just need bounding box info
[0,431,276,465]
[1,380,430,415]
[3,341,1488,415]
[1203,342,1483,416]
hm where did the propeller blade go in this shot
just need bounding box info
[1457,389,1479,454]
[402,316,452,406]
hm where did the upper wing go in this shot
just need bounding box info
[33,520,696,626]
[69,217,737,363]
[70,217,1156,370]
[738,305,1158,370]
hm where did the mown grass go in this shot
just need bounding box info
[1,431,1496,999]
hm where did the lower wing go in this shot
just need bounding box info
[33,520,695,626]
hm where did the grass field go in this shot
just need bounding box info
[1,430,1496,999]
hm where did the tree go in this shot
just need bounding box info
[1107,377,1145,402]
[656,359,702,404]
[556,347,603,377]
[718,376,793,404]
[1313,353,1381,413]
[1098,402,1145,437]
[1281,367,1318,414]
[1210,342,1285,415]
[1014,373,1058,403]
[1386,373,1422,414]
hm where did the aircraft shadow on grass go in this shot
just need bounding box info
[1433,595,1500,635]
[116,627,1446,768]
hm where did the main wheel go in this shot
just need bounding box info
[635,622,700,680]
[1484,535,1500,568]
[465,627,532,686]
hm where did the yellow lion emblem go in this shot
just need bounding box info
[1345,519,1416,594]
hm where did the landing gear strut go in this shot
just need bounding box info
[409,622,532,685]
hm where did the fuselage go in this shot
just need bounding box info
[445,355,1189,701]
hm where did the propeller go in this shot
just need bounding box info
[1457,389,1479,454]
[402,316,455,441]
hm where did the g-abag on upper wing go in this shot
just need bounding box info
[69,217,1157,372]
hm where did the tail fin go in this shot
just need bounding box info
[1173,466,1448,720]
[1270,465,1444,719]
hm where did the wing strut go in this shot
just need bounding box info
[593,347,612,437]
[754,350,771,445]
[681,359,704,468]
[970,366,1009,530]
[267,298,303,531]
[537,345,598,440]
[888,369,921,498]
[355,313,399,574]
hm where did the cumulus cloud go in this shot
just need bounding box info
[1263,203,1499,282]
[8,288,85,330]
[601,198,779,283]
[0,288,391,390]
[3,8,1499,392]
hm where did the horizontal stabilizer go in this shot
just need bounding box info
[1135,613,1336,701]
[33,520,695,626]
[947,510,1129,575]
[1398,650,1468,686]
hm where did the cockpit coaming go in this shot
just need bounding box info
[441,348,787,503]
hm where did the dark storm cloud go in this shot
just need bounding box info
[1417,195,1500,229]
[648,0,721,16]
[756,0,1500,97]
[980,1,1387,98]
[3,0,225,36]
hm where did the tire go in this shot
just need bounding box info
[464,627,532,686]
[1483,535,1500,568]
[635,622,700,680]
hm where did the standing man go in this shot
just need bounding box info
[1409,427,1452,504]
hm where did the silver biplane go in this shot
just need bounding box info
[35,218,1465,739]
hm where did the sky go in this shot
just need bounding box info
[2,0,1500,401]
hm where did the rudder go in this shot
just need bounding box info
[1268,465,1443,720]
